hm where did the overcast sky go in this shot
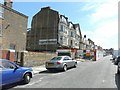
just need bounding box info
[0,0,119,50]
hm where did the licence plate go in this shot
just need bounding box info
[48,63,54,66]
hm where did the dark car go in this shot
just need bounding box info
[0,59,33,86]
[112,55,117,60]
[114,56,120,65]
[113,56,120,74]
[111,55,117,63]
[117,62,120,74]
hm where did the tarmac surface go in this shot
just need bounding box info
[31,59,83,75]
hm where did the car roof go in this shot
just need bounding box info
[0,59,20,67]
[57,56,70,58]
[0,59,11,68]
[0,59,10,62]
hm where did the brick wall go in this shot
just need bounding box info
[23,52,56,67]
[2,5,28,52]
[27,7,59,52]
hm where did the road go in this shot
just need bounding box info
[5,55,120,89]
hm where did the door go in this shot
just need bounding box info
[63,57,72,68]
[67,57,75,67]
[2,61,22,85]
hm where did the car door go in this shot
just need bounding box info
[0,66,3,86]
[67,56,75,67]
[63,57,71,68]
[2,61,22,85]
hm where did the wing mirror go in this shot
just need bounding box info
[14,66,19,70]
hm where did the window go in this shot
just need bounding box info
[60,25,64,32]
[61,16,67,24]
[60,36,63,41]
[71,32,74,37]
[2,61,16,69]
[71,40,73,46]
[59,36,63,44]
[64,57,70,60]
[0,66,3,70]
[51,57,62,61]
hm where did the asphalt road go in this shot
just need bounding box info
[5,55,120,89]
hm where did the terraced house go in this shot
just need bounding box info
[0,0,28,62]
[26,6,82,52]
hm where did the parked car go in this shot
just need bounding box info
[0,59,33,86]
[114,56,120,65]
[45,56,77,71]
[111,55,117,62]
[117,62,120,74]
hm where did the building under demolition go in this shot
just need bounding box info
[26,6,82,52]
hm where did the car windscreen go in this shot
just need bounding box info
[51,57,62,61]
[0,65,3,70]
[2,60,16,69]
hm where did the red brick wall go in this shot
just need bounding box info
[0,50,15,62]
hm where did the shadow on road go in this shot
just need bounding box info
[39,67,75,74]
[115,73,120,90]
[39,70,63,74]
[1,81,26,90]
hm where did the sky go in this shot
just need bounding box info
[0,0,119,50]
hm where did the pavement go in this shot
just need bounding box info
[31,65,47,75]
[31,59,85,75]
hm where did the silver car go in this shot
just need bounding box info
[45,56,77,71]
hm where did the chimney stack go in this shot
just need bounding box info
[4,0,13,8]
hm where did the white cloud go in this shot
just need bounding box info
[81,3,101,11]
[82,20,118,49]
[90,2,118,23]
[93,20,118,49]
[81,1,118,49]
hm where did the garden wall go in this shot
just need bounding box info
[23,52,56,67]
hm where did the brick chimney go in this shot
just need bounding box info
[4,0,13,8]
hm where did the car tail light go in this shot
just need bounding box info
[57,61,61,64]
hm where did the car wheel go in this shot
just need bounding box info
[74,62,77,68]
[23,73,31,84]
[63,65,67,71]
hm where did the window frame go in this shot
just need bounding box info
[2,61,17,70]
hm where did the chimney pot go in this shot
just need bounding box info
[4,0,13,8]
